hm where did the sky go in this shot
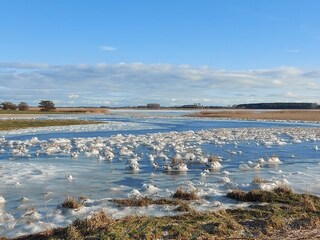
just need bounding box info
[0,0,319,107]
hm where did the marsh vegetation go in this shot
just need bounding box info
[191,110,320,122]
[11,188,320,240]
[0,119,102,131]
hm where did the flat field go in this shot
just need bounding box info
[190,110,320,122]
[0,107,109,115]
[28,107,109,114]
[0,119,102,131]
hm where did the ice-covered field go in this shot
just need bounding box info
[1,110,320,238]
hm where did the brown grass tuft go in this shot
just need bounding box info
[175,202,193,212]
[208,155,220,163]
[173,188,199,200]
[172,157,184,165]
[65,225,83,240]
[226,189,246,201]
[74,211,112,234]
[301,195,317,212]
[265,215,285,233]
[273,184,293,195]
[62,197,83,209]
[252,176,268,184]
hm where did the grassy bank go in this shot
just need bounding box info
[190,110,320,122]
[0,110,52,115]
[0,107,109,115]
[10,188,320,239]
[0,119,102,131]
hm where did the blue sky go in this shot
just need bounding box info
[0,0,319,106]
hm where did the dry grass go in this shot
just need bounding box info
[61,197,83,209]
[208,155,220,163]
[175,202,193,212]
[301,195,317,212]
[173,188,199,200]
[53,107,109,114]
[252,176,269,184]
[0,107,109,116]
[112,196,194,213]
[226,187,320,209]
[65,225,83,240]
[73,211,112,234]
[265,214,285,233]
[11,189,320,240]
[112,196,177,207]
[273,184,293,195]
[190,110,320,122]
[30,107,109,114]
[226,189,246,201]
[172,156,184,165]
[8,185,320,240]
[0,119,102,131]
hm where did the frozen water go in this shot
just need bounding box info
[0,110,320,237]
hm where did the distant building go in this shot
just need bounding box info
[147,103,160,109]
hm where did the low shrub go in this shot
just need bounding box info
[226,189,246,201]
[62,197,83,209]
[173,188,199,200]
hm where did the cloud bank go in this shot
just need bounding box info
[0,62,319,107]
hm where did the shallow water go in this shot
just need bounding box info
[0,110,320,237]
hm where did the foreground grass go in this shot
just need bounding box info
[0,119,102,131]
[11,188,320,240]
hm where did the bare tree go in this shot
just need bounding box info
[39,100,56,111]
[1,102,17,110]
[18,102,29,111]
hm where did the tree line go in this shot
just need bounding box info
[0,100,56,111]
[235,102,319,109]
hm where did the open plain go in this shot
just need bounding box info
[190,110,320,122]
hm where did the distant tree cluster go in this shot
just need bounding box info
[18,102,29,110]
[0,101,29,111]
[0,100,56,111]
[38,100,55,111]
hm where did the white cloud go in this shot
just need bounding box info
[100,45,117,52]
[0,62,319,106]
[68,94,79,99]
[272,80,282,85]
[284,92,297,98]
